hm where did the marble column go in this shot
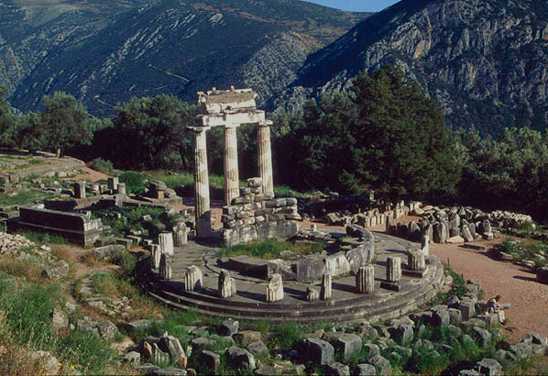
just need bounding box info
[224,125,240,205]
[356,265,375,294]
[193,128,211,237]
[257,121,274,198]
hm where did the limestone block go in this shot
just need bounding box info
[296,338,334,365]
[226,346,256,371]
[325,362,350,376]
[320,273,332,300]
[218,270,237,298]
[306,287,320,301]
[326,252,351,276]
[159,254,172,280]
[183,265,203,292]
[356,265,375,294]
[200,350,221,373]
[386,256,402,283]
[325,333,362,361]
[173,224,188,247]
[158,232,174,256]
[421,234,430,256]
[355,364,377,376]
[407,250,426,272]
[476,358,503,376]
[151,245,161,269]
[266,273,284,303]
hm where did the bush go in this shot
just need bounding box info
[59,330,115,374]
[23,231,66,245]
[112,249,137,276]
[89,158,114,175]
[119,171,148,194]
[268,322,303,349]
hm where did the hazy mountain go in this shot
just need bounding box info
[279,0,547,133]
[0,0,366,114]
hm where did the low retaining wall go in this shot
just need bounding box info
[7,207,103,247]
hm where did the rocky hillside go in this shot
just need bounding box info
[280,0,547,133]
[0,0,366,115]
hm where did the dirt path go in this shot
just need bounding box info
[431,241,548,342]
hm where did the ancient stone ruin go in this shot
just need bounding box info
[191,87,277,238]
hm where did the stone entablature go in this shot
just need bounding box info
[7,206,103,246]
[222,179,300,247]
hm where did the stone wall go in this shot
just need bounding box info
[222,179,301,247]
[7,206,103,247]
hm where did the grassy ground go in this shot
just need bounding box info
[218,239,325,260]
[498,238,548,268]
[0,190,54,207]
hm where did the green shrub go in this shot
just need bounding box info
[89,158,114,175]
[0,282,61,348]
[268,322,303,350]
[22,231,65,245]
[119,171,148,194]
[59,330,115,374]
[112,249,137,276]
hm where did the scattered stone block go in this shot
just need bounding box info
[476,358,503,376]
[536,267,548,284]
[326,333,362,361]
[266,273,284,303]
[355,364,377,376]
[219,319,239,337]
[199,350,221,373]
[234,331,262,347]
[226,346,256,371]
[296,338,335,366]
[325,362,350,376]
[320,272,332,300]
[247,340,269,356]
[368,354,391,376]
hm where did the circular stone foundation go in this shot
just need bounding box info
[138,232,445,323]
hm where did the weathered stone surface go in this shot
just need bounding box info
[199,350,221,373]
[183,265,203,292]
[306,286,320,301]
[472,327,492,347]
[266,273,284,303]
[368,355,391,376]
[226,346,256,371]
[297,257,326,283]
[159,231,175,256]
[386,256,402,283]
[355,364,377,376]
[159,334,187,367]
[388,320,414,345]
[296,338,335,365]
[30,351,61,375]
[218,270,237,298]
[219,319,239,337]
[356,265,375,294]
[326,252,351,276]
[123,351,141,367]
[458,299,476,321]
[476,358,502,376]
[536,267,548,284]
[320,272,332,300]
[325,333,362,361]
[325,362,350,376]
[234,331,262,347]
[247,340,269,355]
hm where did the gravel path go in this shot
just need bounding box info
[431,241,548,342]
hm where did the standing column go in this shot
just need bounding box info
[257,120,274,198]
[193,128,211,237]
[224,125,240,205]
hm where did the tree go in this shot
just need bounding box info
[38,92,94,156]
[0,86,18,148]
[107,95,196,170]
[293,66,461,200]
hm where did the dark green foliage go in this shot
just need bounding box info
[288,66,461,200]
[118,171,148,194]
[456,127,548,221]
[267,322,304,350]
[102,95,196,170]
[0,86,18,148]
[37,92,95,156]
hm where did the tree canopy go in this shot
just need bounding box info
[288,66,461,200]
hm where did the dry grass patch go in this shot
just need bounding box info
[0,257,46,283]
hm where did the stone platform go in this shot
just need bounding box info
[138,233,446,323]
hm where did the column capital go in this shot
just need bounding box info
[188,125,211,133]
[258,120,273,127]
